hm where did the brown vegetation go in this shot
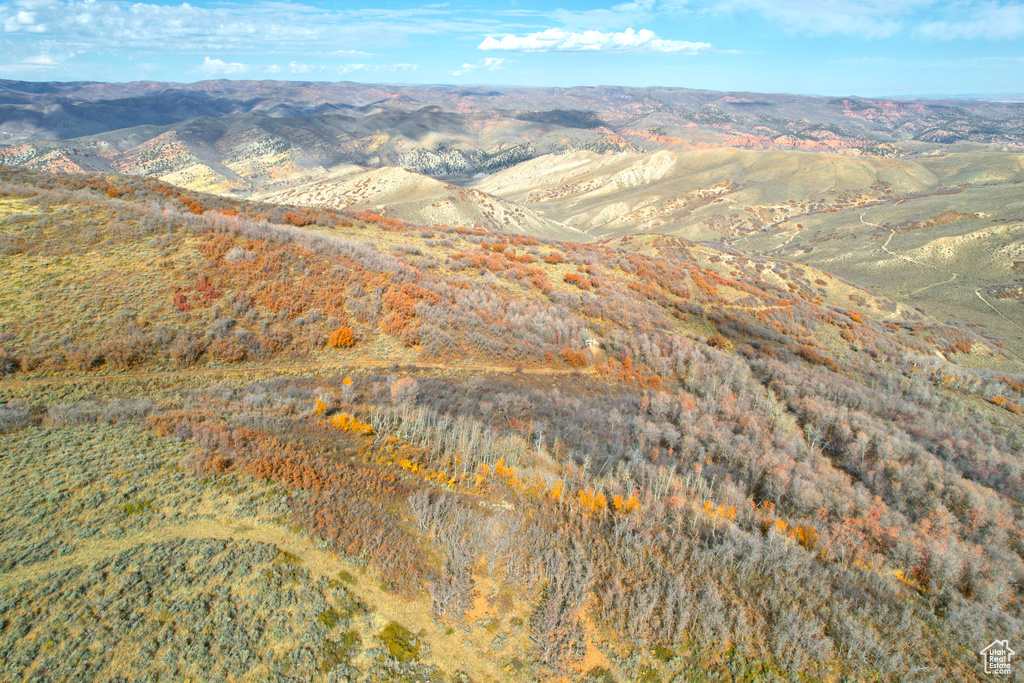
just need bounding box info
[1,167,1022,681]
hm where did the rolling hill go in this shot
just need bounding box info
[1,168,1023,681]
[472,147,1024,359]
[2,78,1024,682]
[3,79,1024,194]
[255,165,584,240]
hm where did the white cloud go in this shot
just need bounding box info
[453,57,509,76]
[195,58,417,78]
[22,54,58,67]
[0,0,503,54]
[338,63,419,74]
[915,3,1024,40]
[289,61,318,74]
[329,49,375,57]
[552,0,657,31]
[197,56,249,76]
[3,9,46,33]
[0,53,60,73]
[479,27,711,53]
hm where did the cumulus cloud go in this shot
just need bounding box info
[197,57,249,77]
[453,57,509,76]
[915,3,1024,40]
[478,28,711,54]
[3,9,46,33]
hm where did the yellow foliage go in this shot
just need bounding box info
[704,501,736,521]
[578,487,608,514]
[343,377,353,386]
[894,569,923,592]
[314,397,328,416]
[789,525,818,551]
[328,412,375,436]
[612,493,640,513]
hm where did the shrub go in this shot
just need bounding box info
[563,272,592,290]
[390,377,420,404]
[320,630,361,672]
[585,666,617,683]
[318,608,341,629]
[284,211,314,227]
[100,399,153,424]
[101,337,148,369]
[0,401,31,433]
[560,347,588,367]
[0,353,20,376]
[47,401,103,426]
[122,500,155,515]
[379,622,419,662]
[328,326,355,349]
[950,340,972,354]
[544,250,565,264]
[209,337,247,362]
[653,644,675,662]
[707,334,733,350]
[169,332,207,365]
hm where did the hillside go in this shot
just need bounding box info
[473,148,1024,360]
[2,169,1023,681]
[255,165,584,240]
[471,148,931,237]
[2,81,1021,365]
[3,80,1024,195]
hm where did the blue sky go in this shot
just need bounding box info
[0,0,1022,97]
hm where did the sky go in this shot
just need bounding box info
[0,0,1022,97]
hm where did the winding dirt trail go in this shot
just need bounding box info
[864,210,1021,361]
[908,272,958,296]
[861,212,966,298]
[976,288,1024,336]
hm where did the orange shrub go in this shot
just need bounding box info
[560,347,588,367]
[707,334,733,350]
[329,326,355,348]
[544,251,565,264]
[285,211,314,227]
[563,272,591,290]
